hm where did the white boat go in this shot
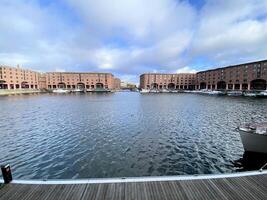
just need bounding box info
[243,92,257,97]
[140,89,150,94]
[227,91,243,96]
[207,90,224,95]
[52,89,70,93]
[183,90,192,93]
[256,91,267,98]
[72,89,84,92]
[238,122,267,154]
[161,89,169,93]
[150,89,160,93]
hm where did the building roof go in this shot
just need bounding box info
[140,73,196,76]
[46,72,114,76]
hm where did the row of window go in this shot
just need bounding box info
[48,74,110,77]
[199,66,267,77]
[146,76,195,79]
[199,72,266,81]
[1,80,37,84]
[48,79,108,82]
[0,84,38,89]
[1,71,36,76]
[48,82,108,85]
[47,85,109,89]
[0,68,36,73]
[146,85,195,89]
[2,76,36,80]
[147,82,193,85]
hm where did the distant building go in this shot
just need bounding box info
[0,65,40,89]
[196,60,267,90]
[114,78,121,90]
[0,65,120,90]
[1,59,267,92]
[120,81,137,90]
[140,60,267,91]
[45,72,116,90]
[140,73,196,90]
[38,73,47,90]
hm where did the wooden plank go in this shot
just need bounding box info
[20,185,57,200]
[159,181,173,200]
[50,184,86,200]
[81,184,100,200]
[0,174,266,200]
[125,182,137,200]
[95,183,109,200]
[210,177,259,200]
[0,184,36,200]
[169,181,189,199]
[179,179,225,200]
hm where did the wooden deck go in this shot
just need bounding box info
[0,173,266,200]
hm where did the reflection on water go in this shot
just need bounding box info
[0,92,266,179]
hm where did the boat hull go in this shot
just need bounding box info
[140,89,150,94]
[243,93,256,97]
[239,130,267,154]
[227,92,243,96]
[52,89,70,93]
[256,92,267,98]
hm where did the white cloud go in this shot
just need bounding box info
[119,74,138,85]
[67,0,196,43]
[55,68,66,72]
[175,67,197,74]
[190,0,267,65]
[1,0,267,82]
[0,53,30,65]
[66,0,197,74]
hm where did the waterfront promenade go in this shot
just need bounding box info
[0,171,266,200]
[0,89,42,96]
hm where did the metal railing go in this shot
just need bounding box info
[260,162,267,172]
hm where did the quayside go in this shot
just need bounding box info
[0,170,267,200]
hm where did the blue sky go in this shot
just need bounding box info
[1,0,267,83]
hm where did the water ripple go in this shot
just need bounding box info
[0,93,266,179]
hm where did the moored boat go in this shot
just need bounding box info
[72,88,84,93]
[183,90,192,93]
[256,91,267,98]
[161,89,169,93]
[93,88,110,92]
[207,90,224,95]
[52,89,70,93]
[140,89,150,94]
[243,92,257,97]
[150,89,160,93]
[227,91,243,96]
[238,122,267,154]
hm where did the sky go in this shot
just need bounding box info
[1,0,267,83]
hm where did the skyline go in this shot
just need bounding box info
[1,0,267,83]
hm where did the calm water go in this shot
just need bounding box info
[0,93,266,179]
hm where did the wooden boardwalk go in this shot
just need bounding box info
[0,173,266,200]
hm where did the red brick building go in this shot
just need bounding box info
[0,66,120,90]
[196,60,267,91]
[0,65,40,89]
[140,73,196,90]
[45,72,116,90]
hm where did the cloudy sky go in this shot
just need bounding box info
[1,0,267,83]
